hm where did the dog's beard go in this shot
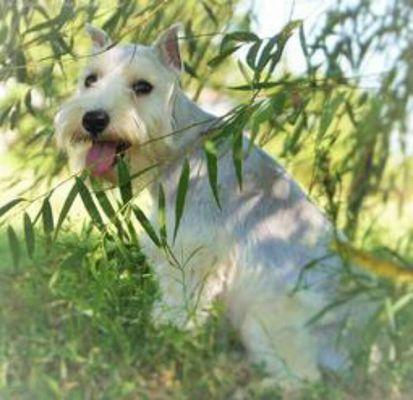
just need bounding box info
[55,100,174,181]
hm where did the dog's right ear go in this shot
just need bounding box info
[153,24,183,74]
[86,24,112,50]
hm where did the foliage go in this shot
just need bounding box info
[1,0,413,397]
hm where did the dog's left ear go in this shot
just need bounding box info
[86,24,112,50]
[154,24,183,74]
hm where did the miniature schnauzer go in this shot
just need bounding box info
[55,24,361,385]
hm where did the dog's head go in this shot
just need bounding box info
[55,24,192,180]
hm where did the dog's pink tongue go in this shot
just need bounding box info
[86,142,117,176]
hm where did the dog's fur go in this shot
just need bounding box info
[55,25,361,385]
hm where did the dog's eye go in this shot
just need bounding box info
[84,74,98,88]
[132,80,153,95]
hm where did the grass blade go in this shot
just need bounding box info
[23,212,35,258]
[173,159,190,242]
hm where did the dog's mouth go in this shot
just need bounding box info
[85,140,131,177]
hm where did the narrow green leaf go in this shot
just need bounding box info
[318,94,344,140]
[281,20,302,38]
[132,205,160,247]
[91,184,116,220]
[299,24,309,59]
[208,45,241,68]
[23,213,35,258]
[158,184,167,245]
[126,219,139,245]
[42,197,54,236]
[76,177,104,230]
[232,131,243,190]
[0,198,25,219]
[54,182,78,239]
[221,31,259,52]
[24,89,35,115]
[237,59,252,86]
[201,0,218,26]
[229,81,285,91]
[95,186,126,237]
[256,35,278,72]
[117,158,133,205]
[129,163,159,183]
[7,225,20,269]
[246,40,262,70]
[173,160,190,242]
[204,141,221,208]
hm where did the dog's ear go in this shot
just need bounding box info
[154,24,183,74]
[86,24,112,50]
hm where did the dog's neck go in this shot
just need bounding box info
[170,89,219,150]
[130,89,219,194]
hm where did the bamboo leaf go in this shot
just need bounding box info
[132,205,160,247]
[42,197,54,236]
[7,225,20,269]
[173,159,190,242]
[92,181,126,238]
[221,31,259,52]
[204,141,221,208]
[229,81,286,91]
[24,89,35,115]
[76,177,104,230]
[256,35,278,72]
[318,94,344,140]
[232,131,243,190]
[23,213,35,258]
[299,24,309,60]
[201,1,218,26]
[158,184,167,246]
[91,182,116,220]
[54,181,78,239]
[246,40,262,70]
[117,158,133,205]
[0,198,25,219]
[208,45,241,68]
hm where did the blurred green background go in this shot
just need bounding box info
[0,0,412,398]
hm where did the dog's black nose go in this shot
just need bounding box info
[82,109,110,137]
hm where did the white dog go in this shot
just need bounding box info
[55,24,360,385]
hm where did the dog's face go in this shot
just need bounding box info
[55,25,183,180]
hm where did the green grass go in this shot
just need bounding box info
[0,228,264,399]
[0,225,412,399]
